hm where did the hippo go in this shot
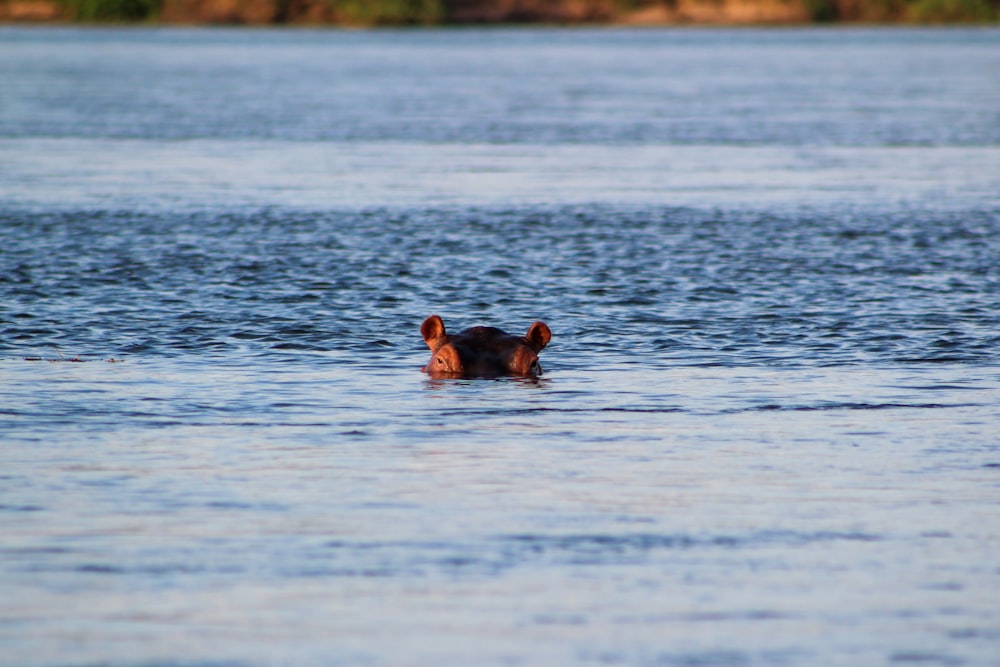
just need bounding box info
[420,315,551,378]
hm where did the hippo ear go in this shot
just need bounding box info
[421,315,447,349]
[525,321,551,352]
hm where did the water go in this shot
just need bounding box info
[1,27,999,667]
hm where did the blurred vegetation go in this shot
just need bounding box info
[27,0,999,23]
[327,0,443,24]
[59,0,160,20]
[803,0,839,20]
[806,0,995,20]
[906,0,995,21]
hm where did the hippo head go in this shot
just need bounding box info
[420,315,551,378]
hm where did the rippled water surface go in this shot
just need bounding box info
[1,27,999,667]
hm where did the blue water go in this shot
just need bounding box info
[1,27,999,667]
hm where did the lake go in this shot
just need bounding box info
[1,26,999,667]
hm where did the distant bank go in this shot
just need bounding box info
[1,0,996,25]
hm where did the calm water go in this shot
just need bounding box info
[2,27,1000,667]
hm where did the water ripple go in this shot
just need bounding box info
[2,206,997,368]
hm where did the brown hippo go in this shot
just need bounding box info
[420,315,551,378]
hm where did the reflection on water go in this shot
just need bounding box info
[1,26,999,667]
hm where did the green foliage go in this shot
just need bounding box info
[804,0,839,20]
[327,0,443,24]
[609,0,651,9]
[64,0,160,20]
[906,0,995,21]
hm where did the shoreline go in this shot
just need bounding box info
[1,0,997,25]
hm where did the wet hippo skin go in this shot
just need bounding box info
[420,315,551,378]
